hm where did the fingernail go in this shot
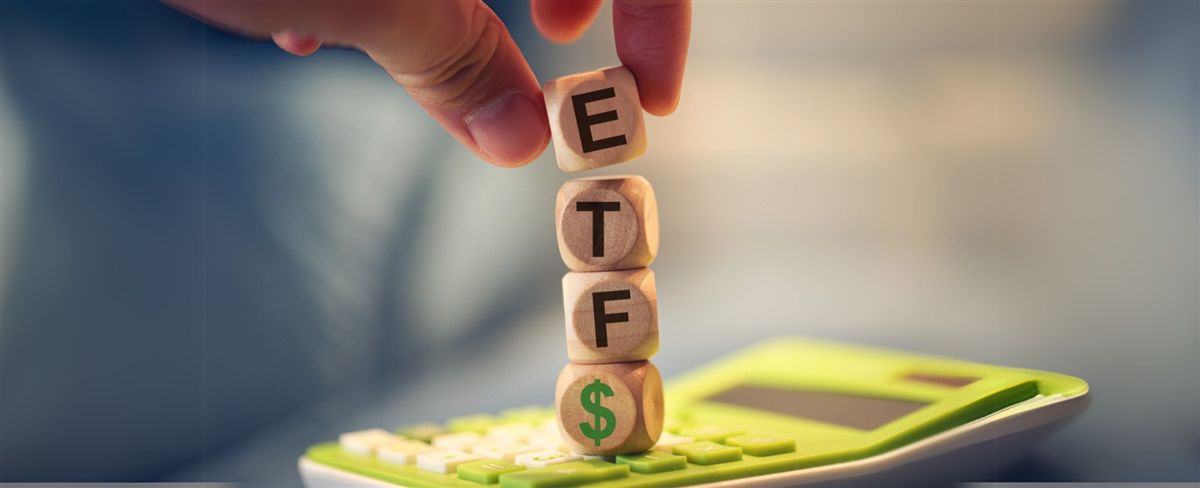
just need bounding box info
[465,91,549,167]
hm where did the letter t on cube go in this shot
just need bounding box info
[556,176,658,272]
[544,66,648,172]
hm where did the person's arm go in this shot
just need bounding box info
[163,0,690,168]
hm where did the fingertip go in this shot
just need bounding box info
[464,91,552,168]
[490,132,551,168]
[272,30,322,56]
[387,2,549,168]
[482,129,552,168]
[627,54,686,117]
[641,89,681,117]
[614,0,690,117]
[535,21,588,44]
[531,0,604,44]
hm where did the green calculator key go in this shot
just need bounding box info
[300,338,1091,487]
[723,435,795,457]
[614,451,687,474]
[673,441,743,465]
[499,460,629,488]
[458,460,526,484]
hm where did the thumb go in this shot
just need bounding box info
[165,0,550,167]
[371,2,550,167]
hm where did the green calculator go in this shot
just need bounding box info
[299,338,1090,487]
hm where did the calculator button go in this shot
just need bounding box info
[514,449,581,468]
[417,450,483,474]
[377,442,441,465]
[447,414,501,434]
[675,426,746,443]
[396,422,445,443]
[458,460,527,484]
[652,432,695,453]
[499,460,629,488]
[433,432,488,450]
[724,435,796,457]
[339,429,399,455]
[673,441,743,465]
[472,442,542,462]
[615,451,687,474]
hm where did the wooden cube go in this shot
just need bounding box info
[555,361,663,456]
[556,176,658,272]
[562,269,658,364]
[544,66,648,172]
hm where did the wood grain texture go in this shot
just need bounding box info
[556,176,658,272]
[562,268,658,364]
[544,66,648,173]
[555,361,663,456]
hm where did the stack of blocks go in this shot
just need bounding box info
[545,66,664,457]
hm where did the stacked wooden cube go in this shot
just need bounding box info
[544,66,664,456]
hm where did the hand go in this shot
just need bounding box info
[164,0,691,168]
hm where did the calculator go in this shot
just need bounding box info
[299,338,1090,487]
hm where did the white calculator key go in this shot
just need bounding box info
[485,423,536,440]
[339,429,399,455]
[653,432,695,453]
[377,441,440,465]
[470,441,541,462]
[416,450,482,474]
[514,449,582,468]
[431,432,487,451]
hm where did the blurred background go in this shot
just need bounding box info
[0,0,1196,485]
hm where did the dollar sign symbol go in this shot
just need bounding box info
[579,379,617,447]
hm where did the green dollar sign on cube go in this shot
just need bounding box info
[555,361,663,456]
[580,379,618,446]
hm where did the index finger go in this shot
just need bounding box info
[614,0,691,116]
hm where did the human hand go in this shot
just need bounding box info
[164,0,691,168]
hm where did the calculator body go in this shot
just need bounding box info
[299,338,1090,487]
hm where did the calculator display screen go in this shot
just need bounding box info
[704,385,930,431]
